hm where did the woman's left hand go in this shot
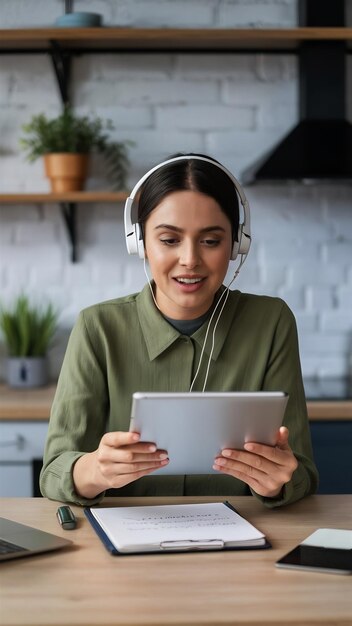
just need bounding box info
[213,426,298,498]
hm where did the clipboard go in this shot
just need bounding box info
[84,502,272,556]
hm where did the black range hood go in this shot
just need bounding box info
[244,0,352,183]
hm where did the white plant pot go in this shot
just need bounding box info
[6,357,49,388]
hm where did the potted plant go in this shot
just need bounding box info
[20,107,131,192]
[0,295,58,388]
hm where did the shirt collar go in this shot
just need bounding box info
[136,285,180,360]
[136,283,241,362]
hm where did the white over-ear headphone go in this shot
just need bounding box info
[124,155,251,261]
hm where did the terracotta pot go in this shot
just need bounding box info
[44,153,89,192]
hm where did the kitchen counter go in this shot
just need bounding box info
[304,377,352,420]
[0,381,351,421]
[0,384,56,420]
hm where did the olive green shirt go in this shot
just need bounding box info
[40,285,318,507]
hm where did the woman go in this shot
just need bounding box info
[40,153,318,506]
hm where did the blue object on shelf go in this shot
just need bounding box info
[55,12,102,27]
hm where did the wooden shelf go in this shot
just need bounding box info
[0,27,351,52]
[0,191,129,204]
[0,192,129,262]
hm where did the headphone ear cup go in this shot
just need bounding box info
[125,225,138,255]
[136,223,145,259]
[231,224,251,260]
[231,225,242,260]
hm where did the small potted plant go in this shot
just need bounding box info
[20,107,131,192]
[0,295,58,388]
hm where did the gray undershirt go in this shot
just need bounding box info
[163,309,212,336]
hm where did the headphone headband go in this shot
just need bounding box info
[124,155,251,260]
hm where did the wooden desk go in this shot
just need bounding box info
[0,496,351,626]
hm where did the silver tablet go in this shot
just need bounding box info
[129,391,289,475]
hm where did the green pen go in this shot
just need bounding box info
[56,505,77,530]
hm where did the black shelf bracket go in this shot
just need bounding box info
[65,0,74,12]
[49,40,72,106]
[60,202,77,262]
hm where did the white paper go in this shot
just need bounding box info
[90,502,265,552]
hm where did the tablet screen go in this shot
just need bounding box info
[129,391,288,475]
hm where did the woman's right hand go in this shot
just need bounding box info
[73,431,169,499]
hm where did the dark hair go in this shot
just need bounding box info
[137,153,239,243]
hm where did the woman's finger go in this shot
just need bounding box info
[109,449,169,464]
[101,431,141,448]
[107,466,165,489]
[109,458,169,475]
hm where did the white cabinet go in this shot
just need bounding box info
[0,421,48,497]
[0,466,32,497]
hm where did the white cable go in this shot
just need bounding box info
[143,257,161,312]
[201,288,230,392]
[190,253,247,392]
[189,286,229,392]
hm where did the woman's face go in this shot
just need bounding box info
[144,190,233,320]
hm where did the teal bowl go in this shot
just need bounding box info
[55,12,102,27]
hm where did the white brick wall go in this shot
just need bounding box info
[0,0,351,380]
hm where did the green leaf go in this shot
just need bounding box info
[0,295,58,357]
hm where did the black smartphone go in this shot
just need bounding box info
[276,529,352,576]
